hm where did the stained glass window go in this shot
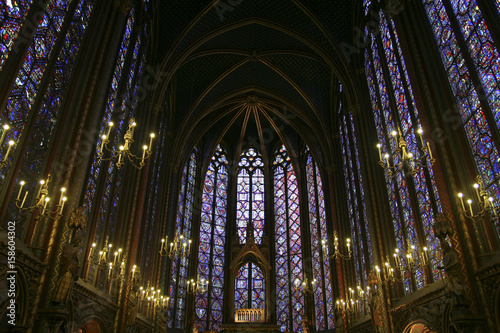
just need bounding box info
[422,0,500,236]
[338,91,373,308]
[168,149,197,329]
[364,9,443,293]
[273,145,304,332]
[84,8,135,239]
[0,0,34,70]
[195,145,228,332]
[305,147,335,330]
[237,148,265,244]
[234,263,265,311]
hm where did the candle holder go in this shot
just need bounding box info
[14,175,67,217]
[322,230,352,263]
[138,282,170,317]
[294,277,317,294]
[377,127,434,178]
[98,118,155,169]
[375,243,430,286]
[457,176,499,220]
[186,276,209,294]
[159,232,192,259]
[0,124,17,168]
[335,285,368,316]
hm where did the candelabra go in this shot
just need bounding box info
[14,175,67,217]
[457,176,499,219]
[0,123,17,168]
[335,285,369,315]
[322,230,352,262]
[377,127,434,177]
[159,232,192,259]
[186,276,209,294]
[85,237,129,287]
[374,243,429,286]
[294,277,317,294]
[139,282,170,316]
[98,118,155,169]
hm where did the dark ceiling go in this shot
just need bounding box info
[149,0,361,168]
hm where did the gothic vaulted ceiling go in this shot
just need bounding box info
[149,0,361,167]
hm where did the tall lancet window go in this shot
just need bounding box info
[234,263,265,311]
[0,0,33,69]
[237,148,265,244]
[195,145,228,332]
[273,145,304,332]
[338,88,373,307]
[168,149,197,329]
[422,0,500,236]
[364,3,442,293]
[305,147,335,330]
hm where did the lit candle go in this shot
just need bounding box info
[170,242,174,252]
[60,197,67,212]
[118,248,123,262]
[108,263,113,278]
[37,180,45,198]
[161,238,165,251]
[21,191,28,208]
[422,247,428,265]
[141,145,147,164]
[120,261,125,275]
[458,193,465,211]
[89,242,96,261]
[417,128,424,146]
[132,265,136,278]
[188,239,192,253]
[17,181,25,200]
[41,197,50,215]
[489,197,497,216]
[106,122,114,138]
[113,251,118,265]
[117,146,124,165]
[0,124,10,146]
[384,153,391,168]
[473,183,481,202]
[346,238,351,252]
[467,199,473,216]
[100,135,107,152]
[426,141,433,160]
[376,143,382,162]
[3,140,15,162]
[58,188,66,206]
[148,133,155,151]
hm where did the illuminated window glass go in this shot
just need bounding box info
[234,262,265,311]
[195,145,228,332]
[338,91,373,307]
[168,150,197,329]
[305,147,334,330]
[274,145,304,332]
[0,0,34,69]
[422,0,500,236]
[364,9,443,293]
[237,148,265,244]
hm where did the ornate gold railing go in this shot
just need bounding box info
[235,309,264,322]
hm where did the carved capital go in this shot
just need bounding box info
[348,104,361,115]
[383,0,406,16]
[114,0,133,14]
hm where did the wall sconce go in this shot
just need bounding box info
[15,175,67,217]
[98,118,155,169]
[322,230,351,262]
[294,277,317,294]
[377,127,434,177]
[187,276,209,294]
[0,124,17,168]
[159,232,191,259]
[458,176,498,219]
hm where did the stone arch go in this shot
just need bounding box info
[403,321,437,333]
